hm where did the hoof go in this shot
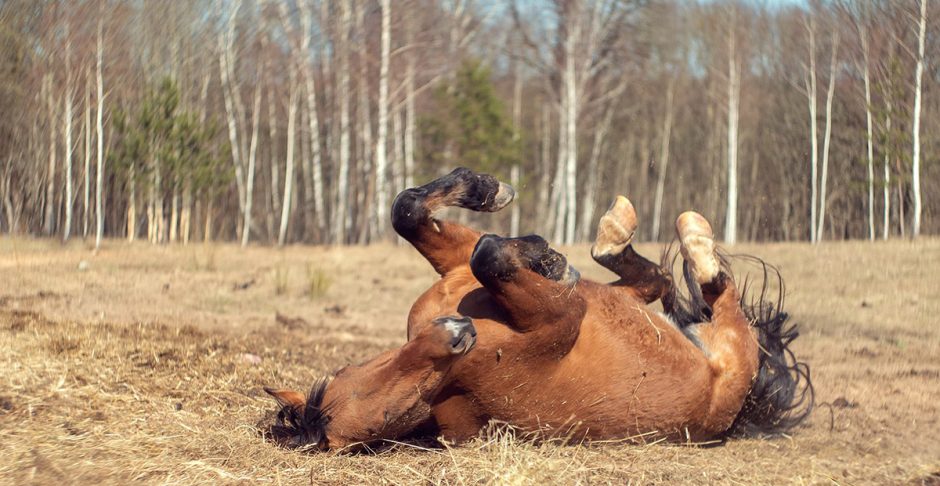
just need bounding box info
[432,316,477,355]
[676,211,719,285]
[592,196,637,258]
[488,182,516,212]
[470,234,580,286]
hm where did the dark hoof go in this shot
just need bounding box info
[432,316,477,355]
[448,168,515,212]
[470,234,580,285]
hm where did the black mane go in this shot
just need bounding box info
[661,245,815,436]
[267,377,333,449]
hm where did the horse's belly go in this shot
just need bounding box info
[461,306,716,440]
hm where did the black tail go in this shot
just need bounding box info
[661,246,815,436]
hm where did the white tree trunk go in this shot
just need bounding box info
[63,31,74,242]
[816,32,839,242]
[374,0,392,237]
[510,57,522,238]
[724,21,740,245]
[538,104,552,232]
[805,18,819,243]
[267,82,280,242]
[218,3,246,230]
[861,33,875,241]
[94,19,105,250]
[562,14,580,245]
[911,0,927,237]
[127,165,136,241]
[651,77,676,241]
[295,0,326,238]
[334,1,352,245]
[404,42,416,192]
[883,107,892,240]
[355,0,374,244]
[44,75,57,237]
[279,78,299,247]
[240,76,262,247]
[83,69,91,239]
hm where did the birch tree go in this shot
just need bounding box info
[296,0,326,238]
[333,1,352,245]
[62,19,74,242]
[911,0,927,238]
[804,15,819,243]
[278,70,298,247]
[94,17,105,250]
[816,30,839,241]
[374,0,392,238]
[724,9,740,244]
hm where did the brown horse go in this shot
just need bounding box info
[264,168,812,451]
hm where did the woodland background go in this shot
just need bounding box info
[1,0,938,247]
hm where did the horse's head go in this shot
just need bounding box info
[264,315,476,451]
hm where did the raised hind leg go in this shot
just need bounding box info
[592,196,674,305]
[675,212,760,436]
[392,168,514,275]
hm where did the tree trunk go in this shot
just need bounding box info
[374,0,392,238]
[562,11,580,245]
[218,1,246,235]
[127,165,136,241]
[911,0,927,237]
[63,31,74,242]
[44,75,57,237]
[805,17,819,243]
[537,104,552,234]
[296,0,326,239]
[883,108,891,240]
[861,31,875,241]
[279,76,299,247]
[355,0,374,244]
[83,68,91,239]
[241,62,263,247]
[724,18,740,245]
[334,0,352,245]
[816,31,839,242]
[267,81,280,243]
[651,77,676,241]
[95,19,105,250]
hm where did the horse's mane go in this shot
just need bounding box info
[269,377,333,449]
[660,243,815,436]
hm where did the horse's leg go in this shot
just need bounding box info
[392,167,514,276]
[591,196,674,304]
[469,234,585,343]
[675,211,760,435]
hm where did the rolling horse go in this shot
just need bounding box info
[264,168,813,451]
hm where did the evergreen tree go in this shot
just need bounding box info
[419,60,520,179]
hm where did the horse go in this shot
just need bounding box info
[264,168,813,451]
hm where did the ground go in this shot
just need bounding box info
[0,237,938,485]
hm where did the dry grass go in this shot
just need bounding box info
[0,237,938,485]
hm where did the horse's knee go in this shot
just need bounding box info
[391,188,429,238]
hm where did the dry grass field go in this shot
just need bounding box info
[0,236,938,485]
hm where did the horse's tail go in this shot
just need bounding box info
[662,247,815,436]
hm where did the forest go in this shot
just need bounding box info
[0,0,937,246]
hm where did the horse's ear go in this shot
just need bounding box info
[264,387,306,410]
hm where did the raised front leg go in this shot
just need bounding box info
[469,234,585,356]
[592,196,674,305]
[392,168,514,276]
